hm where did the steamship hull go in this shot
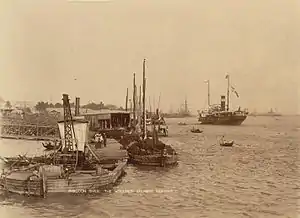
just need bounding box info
[198,114,247,125]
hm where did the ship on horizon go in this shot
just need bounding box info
[162,98,193,118]
[197,74,248,125]
[249,108,282,117]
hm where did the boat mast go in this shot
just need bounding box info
[149,96,152,115]
[142,59,147,139]
[207,80,210,106]
[204,80,210,107]
[133,73,136,126]
[153,96,155,115]
[138,85,142,129]
[226,74,230,111]
[125,88,128,111]
[158,92,161,116]
[184,96,188,113]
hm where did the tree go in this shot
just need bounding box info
[99,101,105,109]
[82,101,122,111]
[23,107,32,114]
[54,103,62,108]
[35,101,47,112]
[5,101,12,109]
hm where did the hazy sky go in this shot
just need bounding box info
[0,0,299,114]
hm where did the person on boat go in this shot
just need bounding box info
[95,133,103,149]
[103,133,107,147]
[163,147,167,157]
[219,136,225,145]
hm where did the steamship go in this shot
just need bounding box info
[198,75,248,125]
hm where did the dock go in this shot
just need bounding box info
[0,123,59,141]
[89,139,128,162]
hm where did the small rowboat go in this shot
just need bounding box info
[191,128,203,133]
[220,140,234,147]
[42,142,62,150]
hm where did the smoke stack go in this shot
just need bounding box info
[75,97,80,116]
[221,95,226,111]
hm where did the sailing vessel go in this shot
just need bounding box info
[120,59,178,166]
[198,75,248,125]
[146,109,168,137]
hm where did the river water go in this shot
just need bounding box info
[0,116,299,218]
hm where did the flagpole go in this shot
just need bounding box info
[208,80,210,107]
[204,80,210,107]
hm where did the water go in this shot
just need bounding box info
[0,116,299,218]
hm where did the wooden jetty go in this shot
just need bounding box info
[0,122,59,141]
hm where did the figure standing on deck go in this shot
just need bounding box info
[102,133,107,147]
[95,133,103,149]
[219,136,225,145]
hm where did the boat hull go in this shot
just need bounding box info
[129,154,178,167]
[0,160,127,197]
[198,115,247,125]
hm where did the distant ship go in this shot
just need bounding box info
[197,75,248,125]
[249,108,282,117]
[162,98,192,118]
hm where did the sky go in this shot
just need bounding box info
[0,0,299,114]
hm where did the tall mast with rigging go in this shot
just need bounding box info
[142,59,147,139]
[125,88,128,111]
[207,80,210,106]
[133,73,136,126]
[204,80,210,107]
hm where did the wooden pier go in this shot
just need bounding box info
[88,139,128,162]
[0,123,59,141]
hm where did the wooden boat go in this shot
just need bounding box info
[126,136,178,167]
[220,140,234,147]
[121,59,178,167]
[129,153,177,167]
[0,160,127,197]
[0,156,31,167]
[190,128,203,133]
[146,115,168,137]
[178,122,187,125]
[42,141,62,150]
[0,94,128,197]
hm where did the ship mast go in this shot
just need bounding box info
[137,85,142,131]
[125,88,128,111]
[184,96,188,114]
[133,73,136,126]
[158,92,161,115]
[204,80,210,107]
[142,59,147,139]
[226,74,230,111]
[207,80,210,106]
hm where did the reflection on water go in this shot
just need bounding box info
[0,116,299,218]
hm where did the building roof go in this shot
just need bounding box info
[82,110,130,116]
[45,108,129,116]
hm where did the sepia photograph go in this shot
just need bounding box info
[0,0,299,217]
